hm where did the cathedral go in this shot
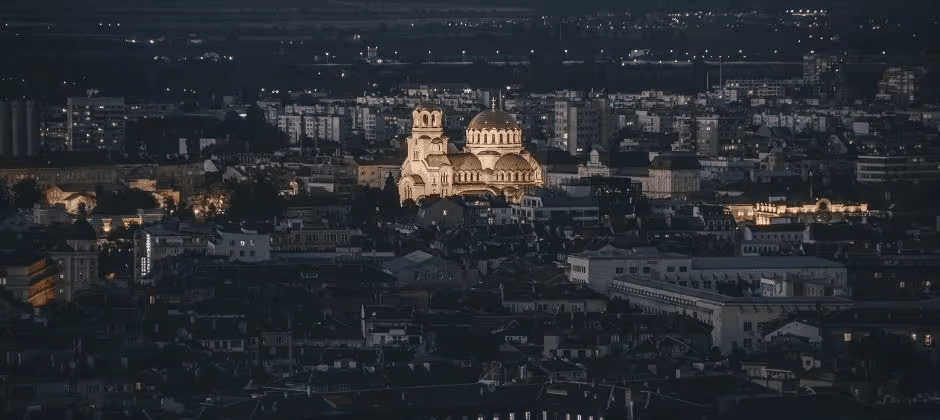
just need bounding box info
[399,101,543,204]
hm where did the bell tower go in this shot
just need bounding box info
[408,103,446,162]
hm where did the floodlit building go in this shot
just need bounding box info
[724,198,869,225]
[398,102,543,204]
[641,153,701,199]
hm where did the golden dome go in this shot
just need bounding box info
[467,109,520,131]
[449,153,483,171]
[425,154,450,167]
[494,153,532,171]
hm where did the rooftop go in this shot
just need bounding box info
[690,256,844,270]
[612,275,853,306]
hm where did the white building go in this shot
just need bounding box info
[513,192,600,226]
[607,276,852,353]
[566,245,848,295]
[208,226,271,262]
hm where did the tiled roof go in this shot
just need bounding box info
[467,109,520,131]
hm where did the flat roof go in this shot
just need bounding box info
[691,256,844,270]
[612,275,853,306]
[569,245,664,260]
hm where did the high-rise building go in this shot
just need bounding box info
[66,96,125,151]
[802,54,841,99]
[552,97,613,156]
[877,67,923,105]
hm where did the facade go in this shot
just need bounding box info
[0,161,205,199]
[382,250,476,290]
[856,155,940,184]
[641,153,701,199]
[398,102,543,204]
[356,162,401,189]
[270,228,353,252]
[577,149,611,178]
[607,276,852,353]
[0,255,61,307]
[207,226,272,262]
[49,238,99,302]
[134,222,214,284]
[566,245,848,295]
[66,97,125,151]
[725,198,868,225]
[512,192,600,226]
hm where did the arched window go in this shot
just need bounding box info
[499,133,504,144]
[431,114,436,126]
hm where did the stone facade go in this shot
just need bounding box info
[399,102,543,203]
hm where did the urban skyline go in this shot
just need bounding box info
[0,1,939,420]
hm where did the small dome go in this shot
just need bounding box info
[406,175,425,185]
[494,153,532,171]
[467,109,520,131]
[431,137,444,144]
[448,153,482,171]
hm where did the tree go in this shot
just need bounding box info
[0,182,11,214]
[226,179,282,222]
[381,174,400,217]
[12,178,42,209]
[77,201,88,221]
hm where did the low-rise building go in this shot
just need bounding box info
[608,275,853,353]
[499,282,607,314]
[567,245,848,295]
[208,225,271,262]
[513,192,600,226]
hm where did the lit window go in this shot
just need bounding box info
[843,332,852,342]
[926,335,934,346]
[240,240,246,247]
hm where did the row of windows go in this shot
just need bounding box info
[469,131,519,144]
[614,265,690,275]
[614,284,697,308]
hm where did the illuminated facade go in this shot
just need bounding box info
[641,153,701,199]
[0,255,62,307]
[725,198,869,225]
[398,102,543,204]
